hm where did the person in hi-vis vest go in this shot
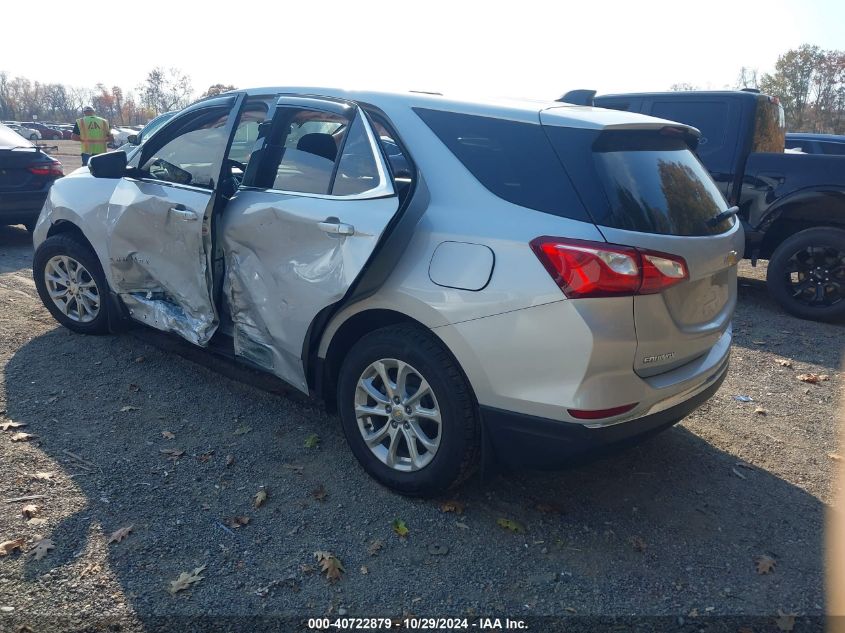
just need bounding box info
[72,106,112,166]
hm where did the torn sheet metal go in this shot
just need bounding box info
[220,189,400,393]
[105,178,218,346]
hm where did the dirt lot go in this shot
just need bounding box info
[0,223,842,632]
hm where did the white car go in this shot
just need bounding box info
[6,123,41,140]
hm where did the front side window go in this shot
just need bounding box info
[141,108,231,189]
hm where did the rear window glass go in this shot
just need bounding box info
[650,101,728,156]
[590,132,732,236]
[0,124,30,147]
[414,108,590,222]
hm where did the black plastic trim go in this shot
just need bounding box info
[481,365,727,469]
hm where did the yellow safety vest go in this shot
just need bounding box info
[77,116,109,155]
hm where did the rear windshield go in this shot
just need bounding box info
[414,108,591,222]
[0,124,31,148]
[752,95,785,153]
[548,128,733,236]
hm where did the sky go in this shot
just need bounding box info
[2,0,843,102]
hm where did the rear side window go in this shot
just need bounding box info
[650,101,728,156]
[821,142,845,156]
[414,108,591,222]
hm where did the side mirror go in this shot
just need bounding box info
[127,134,139,145]
[88,150,127,179]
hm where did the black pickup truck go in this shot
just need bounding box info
[562,89,845,322]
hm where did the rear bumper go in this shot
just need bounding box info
[0,190,47,224]
[482,357,728,468]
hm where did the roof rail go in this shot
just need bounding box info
[740,88,761,93]
[557,90,596,106]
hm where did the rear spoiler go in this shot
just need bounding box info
[557,89,596,106]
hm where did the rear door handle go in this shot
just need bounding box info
[169,205,198,221]
[318,219,355,236]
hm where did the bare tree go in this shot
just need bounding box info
[735,67,760,90]
[138,67,194,114]
[669,82,699,91]
[200,84,237,98]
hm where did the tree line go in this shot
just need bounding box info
[0,66,234,126]
[3,45,842,133]
[671,44,844,134]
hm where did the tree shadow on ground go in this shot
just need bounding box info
[2,324,827,631]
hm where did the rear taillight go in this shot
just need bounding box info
[28,161,63,177]
[530,237,688,299]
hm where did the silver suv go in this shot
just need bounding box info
[32,88,743,496]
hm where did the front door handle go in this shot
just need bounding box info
[169,205,198,221]
[318,218,355,236]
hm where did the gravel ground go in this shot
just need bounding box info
[0,223,842,632]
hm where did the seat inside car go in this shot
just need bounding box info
[296,133,337,162]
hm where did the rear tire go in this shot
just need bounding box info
[33,234,110,334]
[337,324,480,496]
[766,227,845,322]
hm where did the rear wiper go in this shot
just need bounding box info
[707,206,739,227]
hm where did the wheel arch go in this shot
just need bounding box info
[46,219,96,252]
[760,189,845,259]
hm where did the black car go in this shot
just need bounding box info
[786,132,845,156]
[563,89,845,322]
[0,124,63,231]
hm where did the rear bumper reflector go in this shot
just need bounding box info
[567,403,638,420]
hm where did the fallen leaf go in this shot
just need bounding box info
[629,536,648,552]
[455,521,470,530]
[830,453,843,462]
[225,454,235,467]
[304,433,320,448]
[128,384,141,392]
[161,431,176,440]
[0,538,25,556]
[225,516,250,529]
[196,451,214,463]
[439,500,465,514]
[368,539,384,556]
[26,538,54,561]
[119,406,140,412]
[32,471,55,481]
[776,359,793,368]
[754,407,767,415]
[497,518,524,533]
[797,373,829,384]
[756,555,776,574]
[392,519,409,538]
[108,525,133,544]
[233,425,252,436]
[314,550,344,583]
[134,356,145,363]
[731,467,747,480]
[254,489,268,508]
[299,563,315,574]
[775,610,796,632]
[46,396,59,404]
[360,565,369,575]
[10,432,37,442]
[168,565,206,594]
[312,485,327,502]
[0,421,26,431]
[21,504,39,519]
[159,448,185,460]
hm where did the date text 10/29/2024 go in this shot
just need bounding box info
[307,617,528,630]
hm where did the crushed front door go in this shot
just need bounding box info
[105,95,243,345]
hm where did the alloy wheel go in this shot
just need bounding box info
[43,255,101,322]
[783,245,845,307]
[354,358,442,472]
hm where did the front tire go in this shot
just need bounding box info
[337,324,480,496]
[33,234,110,334]
[766,227,845,322]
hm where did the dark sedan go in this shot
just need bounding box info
[0,124,63,231]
